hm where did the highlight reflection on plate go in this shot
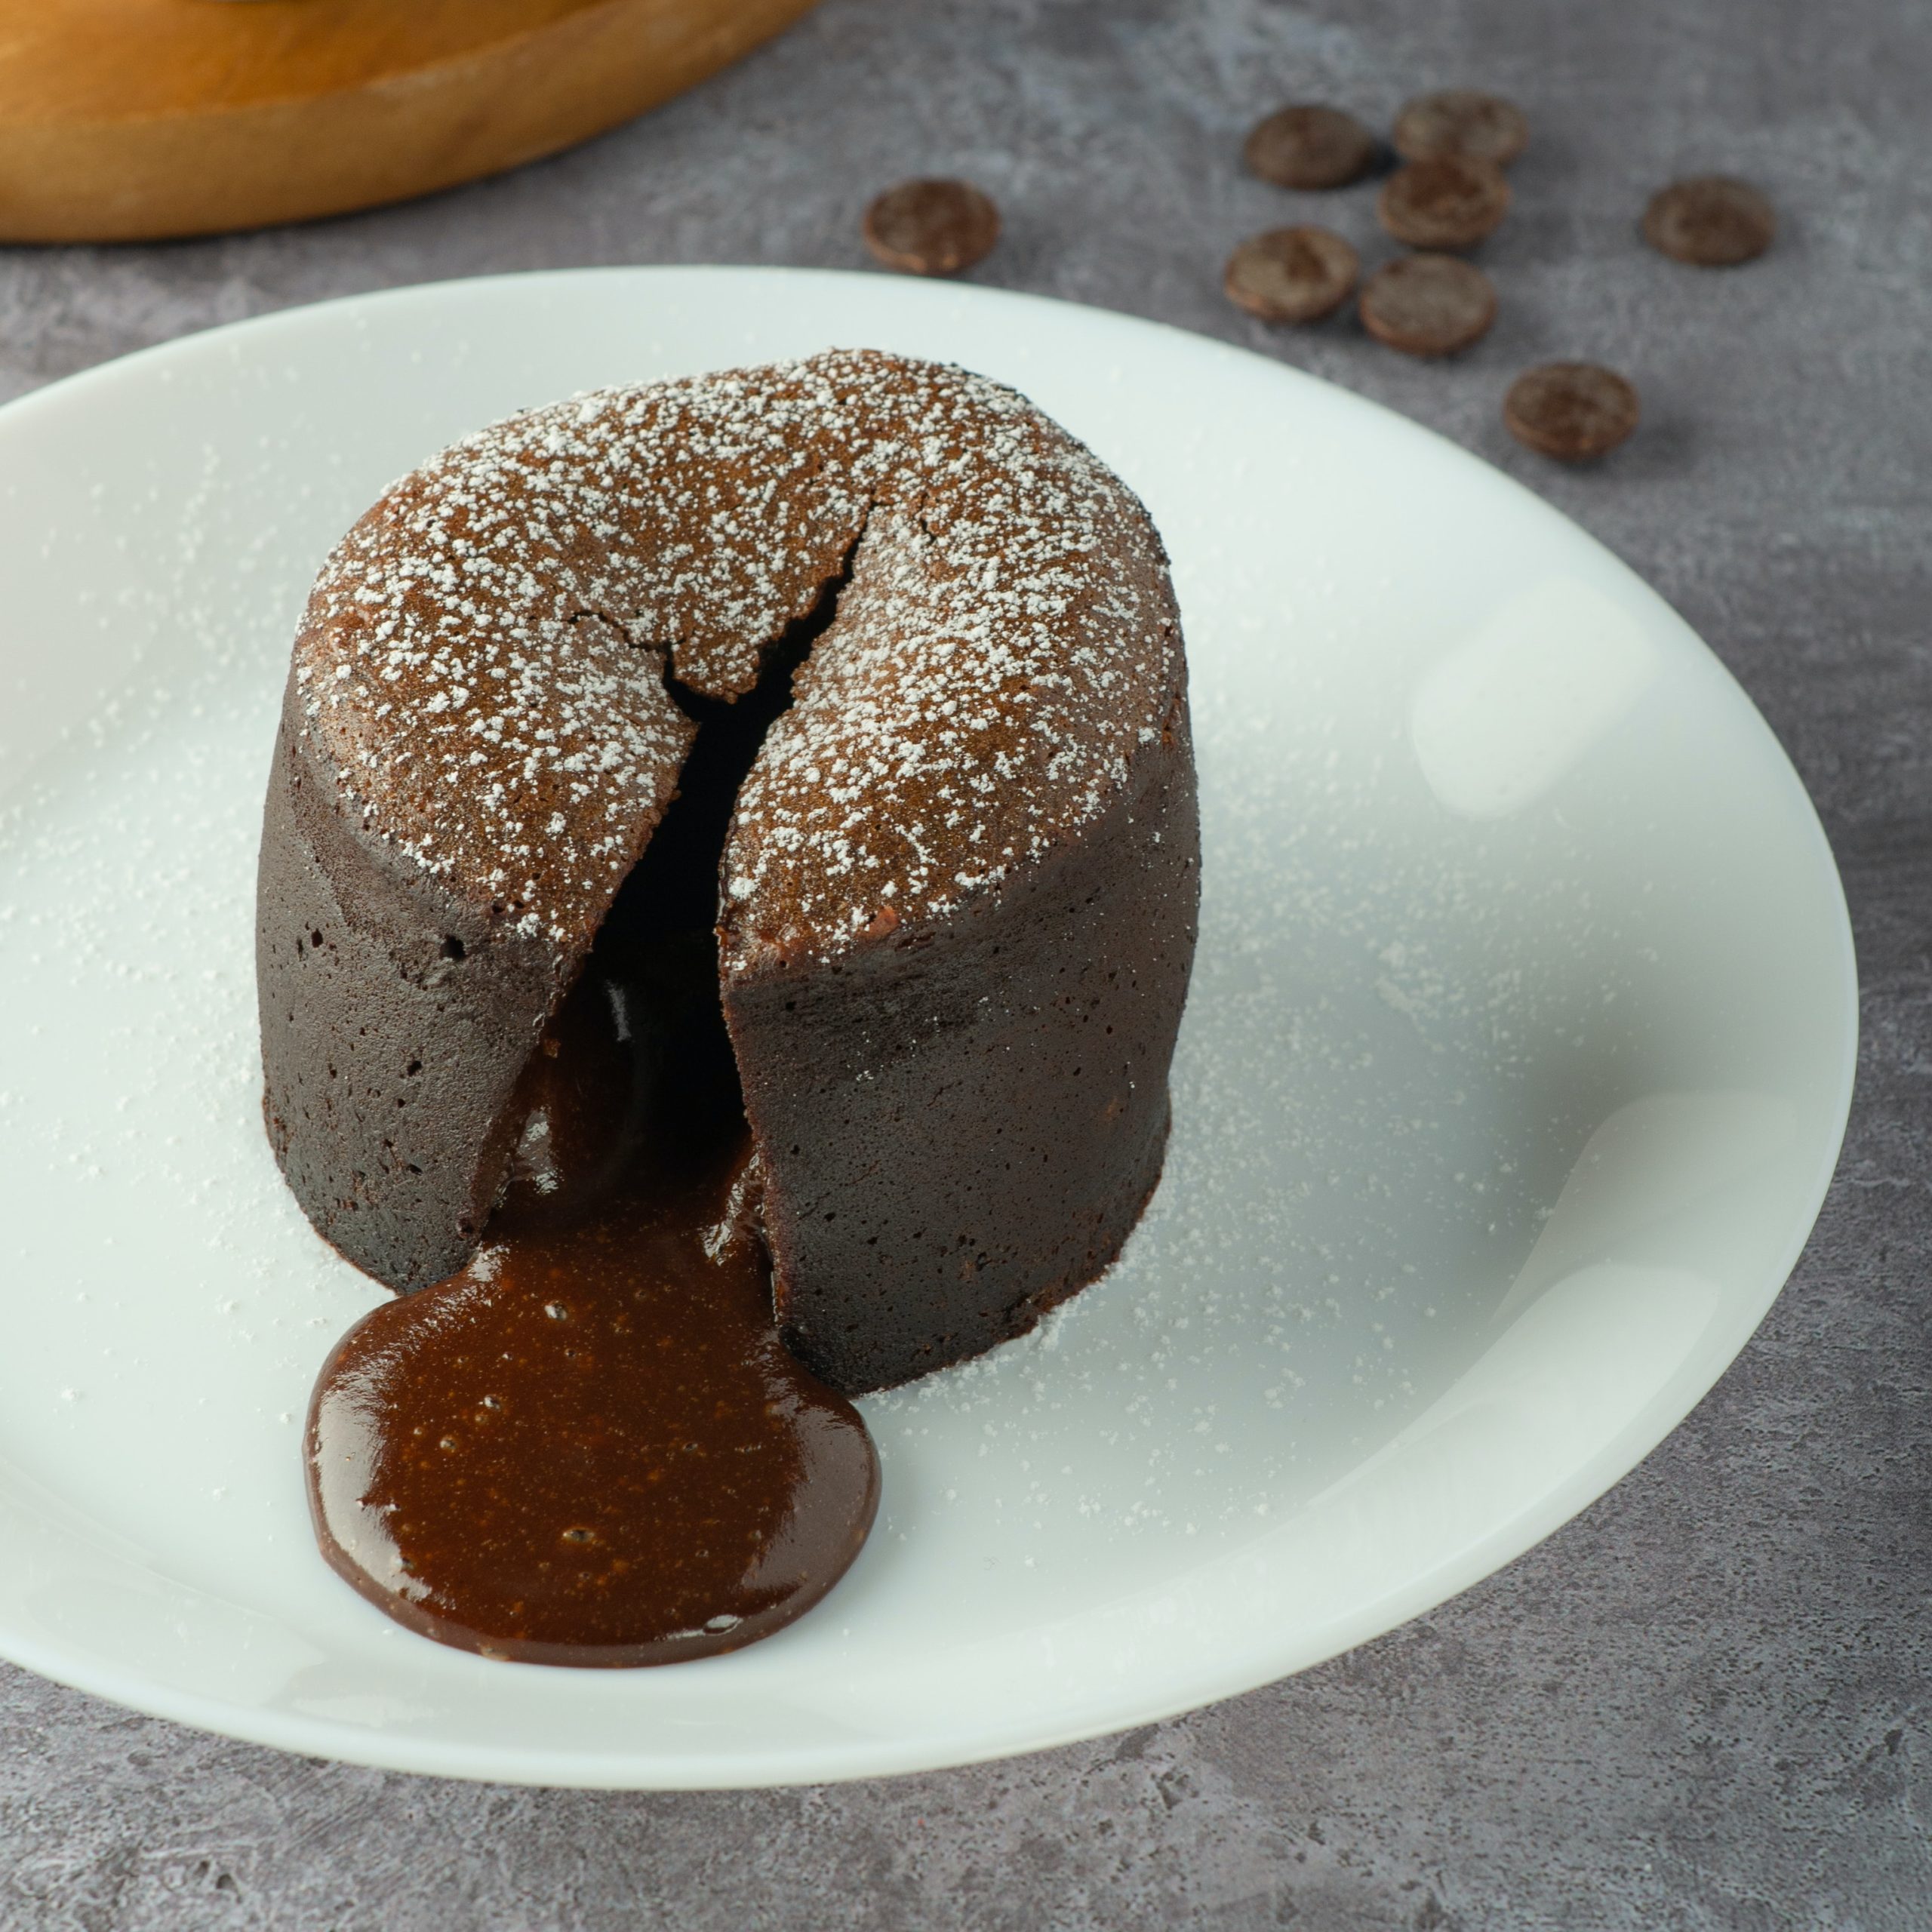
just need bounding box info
[0,269,1855,1787]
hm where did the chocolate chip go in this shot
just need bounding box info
[1642,176,1774,266]
[1223,226,1360,324]
[1377,155,1511,251]
[1393,90,1530,168]
[1358,254,1498,358]
[1503,362,1640,461]
[1242,105,1379,190]
[863,179,1001,276]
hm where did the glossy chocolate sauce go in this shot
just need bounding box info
[306,613,880,1667]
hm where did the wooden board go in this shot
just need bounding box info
[0,0,820,242]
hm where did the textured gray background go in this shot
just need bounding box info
[2,2,1928,1927]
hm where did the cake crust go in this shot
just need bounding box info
[258,349,1198,1380]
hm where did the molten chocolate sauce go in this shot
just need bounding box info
[306,935,879,1666]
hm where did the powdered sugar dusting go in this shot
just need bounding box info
[291,349,1180,964]
[723,357,1181,971]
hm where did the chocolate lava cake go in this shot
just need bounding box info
[257,349,1198,1395]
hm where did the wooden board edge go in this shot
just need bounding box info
[0,0,818,243]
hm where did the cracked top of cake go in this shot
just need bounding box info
[289,348,1184,968]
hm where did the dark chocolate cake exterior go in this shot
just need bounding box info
[257,349,1198,1392]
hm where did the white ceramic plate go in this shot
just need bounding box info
[0,269,1854,1789]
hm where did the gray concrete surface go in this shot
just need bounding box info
[2,1,1928,1926]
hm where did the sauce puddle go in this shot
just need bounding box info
[306,946,880,1666]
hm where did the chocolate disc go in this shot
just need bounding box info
[1242,104,1378,190]
[1503,361,1640,461]
[1358,254,1498,358]
[863,178,1001,276]
[1393,89,1530,167]
[1377,155,1512,251]
[1642,176,1774,266]
[1223,226,1360,324]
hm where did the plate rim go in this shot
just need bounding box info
[0,264,1860,1788]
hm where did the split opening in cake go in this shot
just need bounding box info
[492,565,851,1232]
